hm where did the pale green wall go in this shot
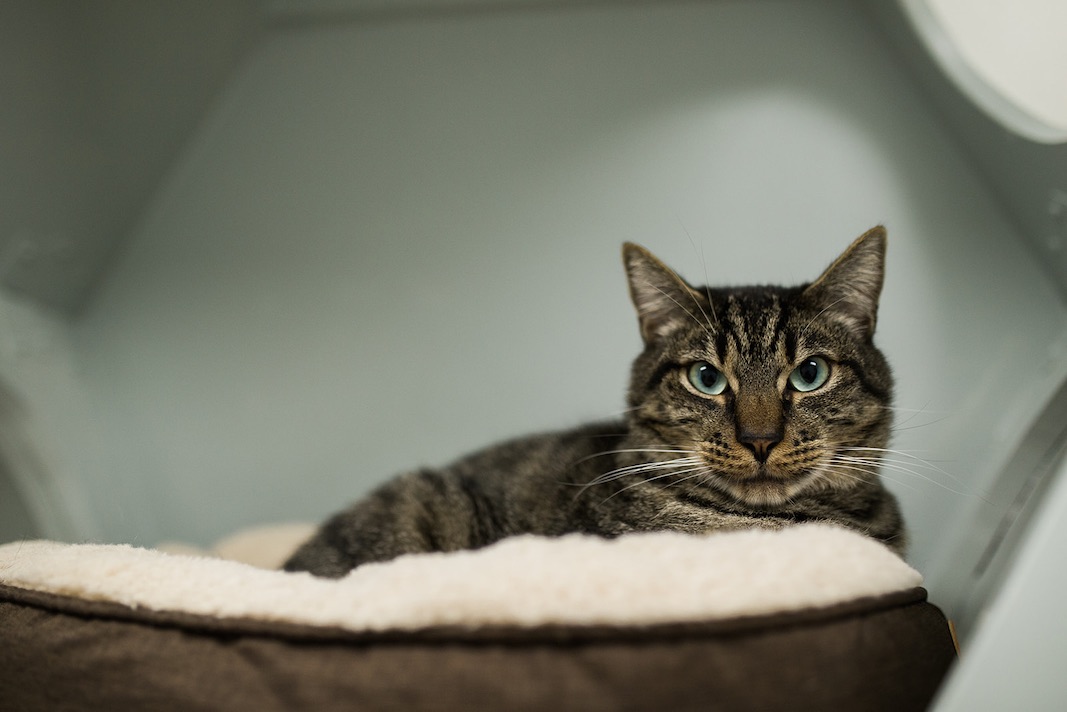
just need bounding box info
[67,0,1067,605]
[0,292,100,543]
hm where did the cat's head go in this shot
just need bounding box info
[622,227,893,508]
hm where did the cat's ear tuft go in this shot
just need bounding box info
[623,243,708,343]
[802,226,887,340]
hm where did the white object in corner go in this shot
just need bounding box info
[931,448,1067,711]
[899,0,1067,144]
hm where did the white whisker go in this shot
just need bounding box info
[875,403,950,414]
[829,450,986,501]
[599,465,709,502]
[821,460,922,494]
[585,457,703,486]
[665,468,716,490]
[836,447,961,483]
[573,448,698,465]
[571,456,704,501]
[890,417,952,433]
[677,216,719,327]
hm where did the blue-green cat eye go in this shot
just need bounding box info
[687,362,728,396]
[788,357,830,392]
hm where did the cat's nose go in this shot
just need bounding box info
[734,392,784,464]
[739,434,780,463]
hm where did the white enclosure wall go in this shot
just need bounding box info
[65,0,1067,610]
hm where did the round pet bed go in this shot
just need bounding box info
[0,523,955,711]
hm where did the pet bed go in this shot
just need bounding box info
[0,523,955,711]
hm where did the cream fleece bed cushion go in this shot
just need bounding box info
[0,523,917,631]
[0,524,956,712]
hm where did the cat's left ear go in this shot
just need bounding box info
[802,226,886,340]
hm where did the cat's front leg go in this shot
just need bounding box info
[283,469,484,576]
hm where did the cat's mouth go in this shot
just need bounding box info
[691,442,821,506]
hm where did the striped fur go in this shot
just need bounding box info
[286,228,904,576]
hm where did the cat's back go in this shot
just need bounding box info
[444,420,628,491]
[284,421,629,575]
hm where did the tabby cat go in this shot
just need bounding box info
[285,227,904,576]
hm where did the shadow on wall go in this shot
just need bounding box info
[0,382,47,542]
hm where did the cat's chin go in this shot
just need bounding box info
[717,471,812,508]
[728,483,791,507]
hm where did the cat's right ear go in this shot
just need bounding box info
[623,243,709,343]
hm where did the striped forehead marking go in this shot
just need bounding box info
[719,294,788,352]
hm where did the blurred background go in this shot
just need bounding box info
[2,1,1066,705]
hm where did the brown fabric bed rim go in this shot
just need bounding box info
[0,582,931,645]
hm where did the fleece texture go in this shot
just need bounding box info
[0,523,920,632]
